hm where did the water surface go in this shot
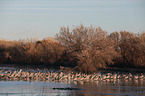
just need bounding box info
[0,79,145,96]
[0,67,145,96]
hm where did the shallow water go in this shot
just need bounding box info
[0,79,145,96]
[0,67,145,96]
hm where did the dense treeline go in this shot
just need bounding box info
[0,25,145,73]
[0,38,65,68]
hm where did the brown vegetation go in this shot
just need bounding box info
[110,31,145,68]
[0,25,145,73]
[0,38,65,67]
[56,25,122,73]
[56,25,120,73]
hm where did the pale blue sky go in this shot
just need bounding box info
[0,0,145,40]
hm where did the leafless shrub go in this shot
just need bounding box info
[0,38,64,67]
[0,25,144,72]
[56,25,120,73]
[110,31,145,68]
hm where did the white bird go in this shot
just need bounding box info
[134,74,139,79]
[9,71,17,78]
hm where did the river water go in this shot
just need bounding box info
[0,67,145,96]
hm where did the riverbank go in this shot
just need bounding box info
[1,63,145,74]
[1,25,145,74]
[99,67,145,73]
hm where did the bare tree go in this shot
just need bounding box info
[56,25,120,73]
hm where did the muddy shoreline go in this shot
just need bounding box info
[1,63,145,74]
[0,63,50,70]
[99,67,145,73]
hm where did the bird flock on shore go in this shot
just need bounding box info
[0,68,145,82]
